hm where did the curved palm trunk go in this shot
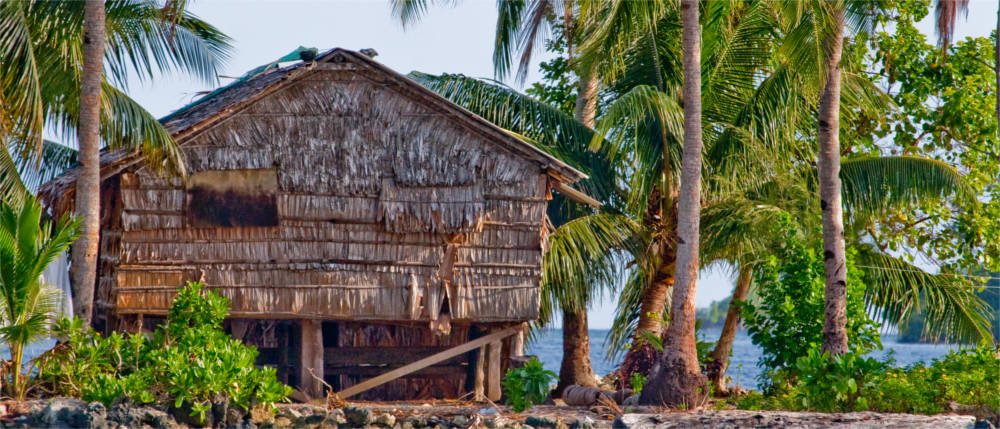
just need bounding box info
[818,8,848,357]
[639,0,707,407]
[635,255,675,337]
[707,266,752,395]
[625,191,678,361]
[618,246,674,383]
[70,0,106,325]
[554,307,596,395]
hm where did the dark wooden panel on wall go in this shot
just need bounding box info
[186,169,279,228]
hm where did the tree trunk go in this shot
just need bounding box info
[574,67,599,127]
[995,4,999,127]
[706,266,752,396]
[552,55,601,396]
[70,0,106,325]
[639,0,707,407]
[818,7,848,357]
[632,190,678,341]
[554,307,596,396]
[617,248,674,384]
[635,256,675,338]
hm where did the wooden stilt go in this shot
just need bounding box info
[473,346,486,401]
[512,323,526,356]
[486,340,502,401]
[298,319,324,398]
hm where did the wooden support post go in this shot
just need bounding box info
[486,340,502,401]
[473,346,486,401]
[512,323,526,356]
[298,319,324,398]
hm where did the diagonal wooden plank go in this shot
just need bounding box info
[336,326,519,399]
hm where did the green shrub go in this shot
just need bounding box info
[742,214,881,388]
[35,282,293,421]
[788,348,885,412]
[863,342,1000,416]
[502,356,556,412]
[733,342,1000,419]
[629,372,647,395]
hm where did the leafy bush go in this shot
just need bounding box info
[629,372,647,395]
[789,348,885,412]
[733,342,1000,420]
[742,214,881,387]
[35,282,293,421]
[502,356,556,412]
[862,342,1000,417]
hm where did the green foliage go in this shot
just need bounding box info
[857,0,1000,272]
[788,349,886,412]
[737,342,1000,420]
[0,195,78,399]
[0,0,233,206]
[742,214,881,383]
[525,25,577,118]
[36,282,292,421]
[861,342,1000,416]
[501,357,556,412]
[629,372,647,395]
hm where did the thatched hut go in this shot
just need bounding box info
[38,48,592,400]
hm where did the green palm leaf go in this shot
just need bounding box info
[539,213,637,321]
[0,194,78,397]
[840,155,973,220]
[857,245,992,343]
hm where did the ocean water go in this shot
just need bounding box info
[526,328,961,390]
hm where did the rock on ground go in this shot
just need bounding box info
[614,410,980,429]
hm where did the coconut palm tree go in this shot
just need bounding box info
[579,0,789,378]
[0,0,231,322]
[580,0,990,394]
[74,0,107,325]
[698,154,991,394]
[637,0,707,406]
[0,194,79,399]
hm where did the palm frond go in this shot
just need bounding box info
[100,83,185,176]
[390,0,456,29]
[605,267,648,358]
[857,245,992,343]
[0,1,47,155]
[576,0,673,83]
[0,147,30,209]
[840,155,973,220]
[493,0,527,80]
[592,84,684,216]
[14,140,78,194]
[540,213,637,317]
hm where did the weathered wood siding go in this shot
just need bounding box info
[106,65,547,322]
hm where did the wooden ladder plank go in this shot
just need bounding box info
[336,326,519,399]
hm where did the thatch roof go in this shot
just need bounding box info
[38,48,589,216]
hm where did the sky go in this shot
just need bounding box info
[122,0,1000,330]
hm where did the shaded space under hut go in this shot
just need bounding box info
[38,47,593,402]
